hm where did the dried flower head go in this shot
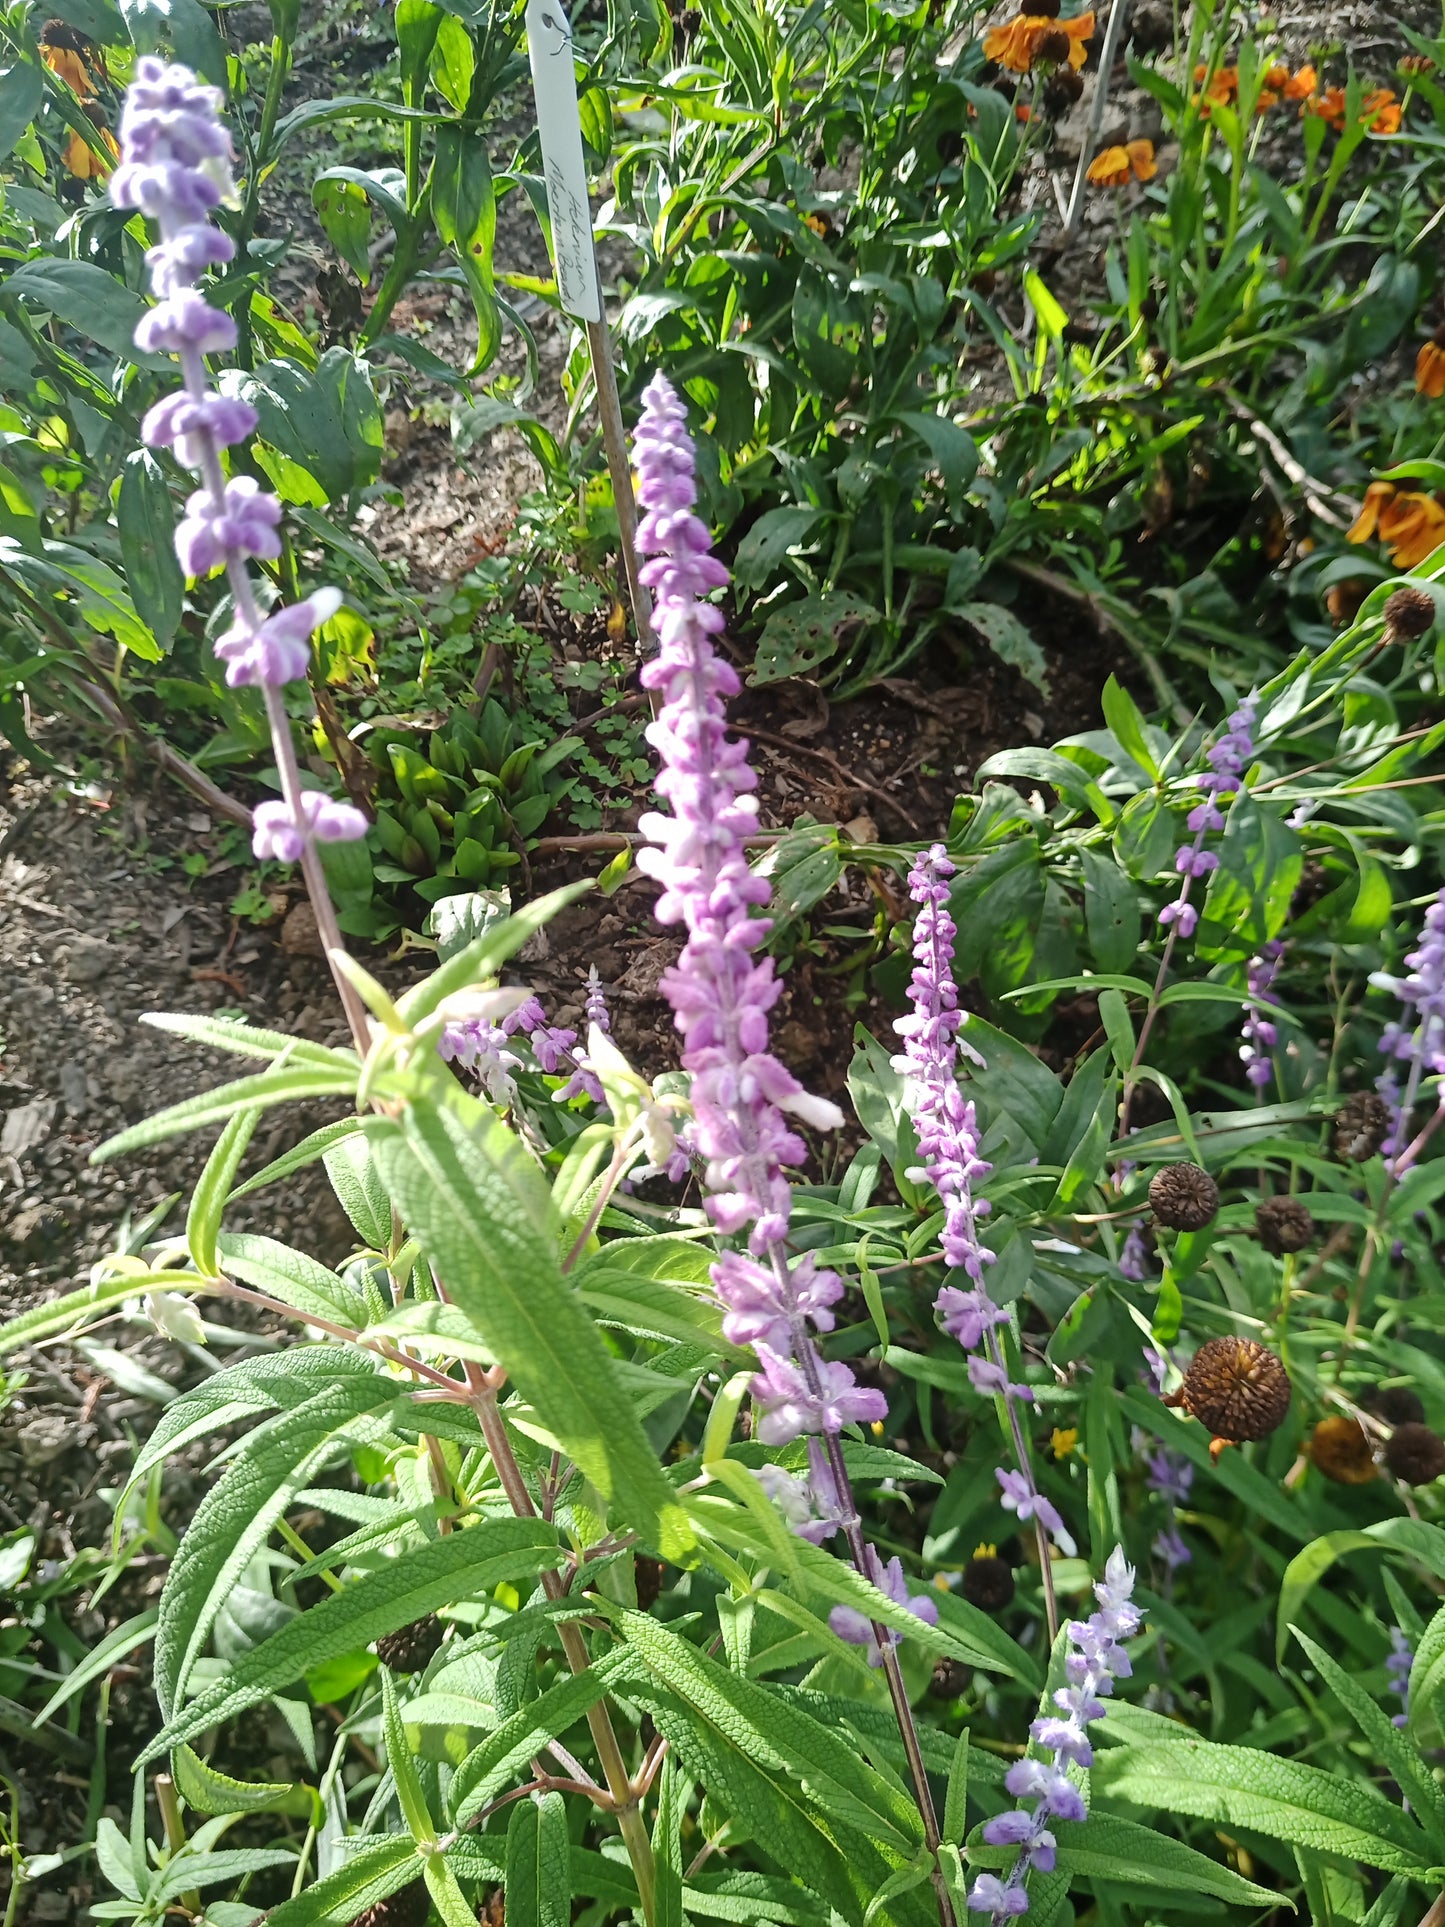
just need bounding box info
[352,1881,431,1927]
[931,1656,970,1698]
[1333,1090,1392,1161]
[1043,65,1086,110]
[1149,1162,1219,1231]
[1169,1336,1291,1451]
[1309,1415,1378,1485]
[375,1615,446,1675]
[1384,584,1438,638]
[1384,1422,1445,1486]
[962,1551,1017,1612]
[1255,1197,1316,1255]
[1372,1385,1426,1427]
[1035,26,1072,61]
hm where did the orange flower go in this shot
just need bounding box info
[1086,138,1156,186]
[1400,54,1435,78]
[38,20,100,99]
[1349,483,1445,568]
[1362,87,1401,133]
[1416,326,1445,399]
[61,126,117,179]
[1015,101,1033,120]
[984,8,1093,73]
[1304,85,1348,129]
[1283,63,1317,98]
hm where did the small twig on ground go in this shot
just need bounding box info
[1221,392,1359,530]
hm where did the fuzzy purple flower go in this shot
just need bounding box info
[142,388,256,469]
[134,288,237,358]
[214,588,340,689]
[1143,1446,1193,1506]
[1387,1627,1413,1728]
[633,374,885,1454]
[1157,695,1258,940]
[968,1549,1141,1922]
[996,1469,1075,1556]
[585,966,611,1034]
[1118,1227,1150,1282]
[1240,940,1285,1090]
[252,793,367,865]
[828,1545,939,1666]
[175,475,282,578]
[1374,888,1445,1172]
[757,1443,845,1545]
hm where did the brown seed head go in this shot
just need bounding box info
[39,17,90,49]
[353,1879,431,1927]
[1400,52,1436,76]
[1129,3,1172,50]
[1371,1385,1426,1427]
[961,1553,1016,1613]
[1384,585,1437,640]
[1179,1336,1291,1442]
[930,1656,971,1699]
[1029,0,1064,17]
[1035,26,1072,61]
[1149,1162,1220,1231]
[1333,1091,1391,1161]
[1043,66,1085,110]
[1309,1415,1378,1484]
[375,1614,446,1675]
[1255,1196,1316,1255]
[1384,1422,1445,1486]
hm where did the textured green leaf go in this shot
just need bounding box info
[1050,1813,1275,1907]
[381,1665,436,1843]
[141,1011,352,1068]
[1092,1735,1431,1872]
[94,1064,358,1162]
[506,1791,571,1927]
[1292,1629,1445,1839]
[1410,1603,1445,1748]
[653,1754,685,1927]
[265,1836,420,1926]
[187,1111,258,1277]
[219,1232,363,1329]
[1277,1520,1445,1661]
[229,1120,365,1201]
[155,1366,401,1714]
[138,1517,562,1763]
[118,449,182,650]
[451,1647,638,1824]
[0,1271,197,1357]
[372,1102,694,1561]
[171,1742,304,1816]
[324,1134,394,1249]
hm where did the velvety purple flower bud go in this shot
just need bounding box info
[146,223,234,296]
[750,1348,887,1445]
[1005,1759,1087,1823]
[1118,1227,1149,1282]
[968,1355,1035,1403]
[828,1546,939,1666]
[1153,1523,1191,1569]
[966,1874,1030,1917]
[1030,1716,1092,1767]
[142,388,257,469]
[176,475,281,576]
[1175,844,1220,878]
[937,1285,1009,1349]
[214,588,340,689]
[134,289,236,357]
[584,966,611,1035]
[996,1468,1073,1553]
[251,791,367,864]
[1375,889,1445,1171]
[1158,900,1197,938]
[1186,800,1225,833]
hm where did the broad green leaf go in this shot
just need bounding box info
[506,1791,571,1927]
[154,1367,401,1715]
[138,1517,563,1763]
[171,1743,305,1816]
[118,450,182,650]
[371,1102,694,1561]
[218,1232,363,1329]
[324,1133,393,1250]
[4,258,162,363]
[1093,1735,1431,1872]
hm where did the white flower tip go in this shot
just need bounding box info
[434,985,534,1026]
[309,586,344,626]
[781,1089,846,1132]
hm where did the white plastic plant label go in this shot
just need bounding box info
[525,0,602,322]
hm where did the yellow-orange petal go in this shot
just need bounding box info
[1126,137,1157,180]
[1417,342,1445,399]
[43,44,96,99]
[1347,480,1395,545]
[1263,63,1289,88]
[1284,64,1317,98]
[1086,144,1131,185]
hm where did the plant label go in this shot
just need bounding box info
[525,0,602,323]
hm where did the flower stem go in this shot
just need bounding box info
[986,1328,1060,1642]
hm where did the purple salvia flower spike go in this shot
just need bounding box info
[1157,694,1258,940]
[1373,888,1445,1173]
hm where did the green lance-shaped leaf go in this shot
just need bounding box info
[370,1101,694,1562]
[966,1810,1278,1911]
[1410,1602,1445,1749]
[1291,1628,1445,1844]
[1091,1733,1433,1874]
[652,1754,686,1927]
[137,1516,562,1764]
[0,1270,198,1358]
[506,1791,572,1927]
[1276,1518,1445,1662]
[94,1062,359,1163]
[450,1645,639,1824]
[186,1110,258,1277]
[118,450,183,650]
[154,1366,404,1716]
[265,1835,422,1927]
[218,1231,364,1329]
[381,1664,437,1845]
[433,124,502,375]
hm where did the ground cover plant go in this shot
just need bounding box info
[3,0,1445,1924]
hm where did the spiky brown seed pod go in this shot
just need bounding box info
[1030,0,1064,17]
[1042,66,1085,111]
[1309,1415,1378,1484]
[930,1656,970,1699]
[353,1878,431,1927]
[1149,1162,1220,1232]
[1170,1336,1291,1449]
[375,1615,445,1675]
[1384,585,1437,640]
[1035,26,1072,61]
[1255,1197,1316,1255]
[1384,1422,1445,1486]
[1333,1091,1392,1161]
[961,1554,1016,1613]
[1372,1385,1426,1427]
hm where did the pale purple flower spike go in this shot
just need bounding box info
[1240,941,1285,1090]
[1374,888,1445,1171]
[829,1546,939,1666]
[968,1549,1142,1921]
[633,375,887,1489]
[112,59,363,867]
[1387,1627,1413,1728]
[1158,696,1258,940]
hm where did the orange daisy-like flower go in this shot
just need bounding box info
[61,126,118,179]
[984,8,1094,73]
[1086,138,1156,186]
[38,20,100,100]
[1362,87,1401,133]
[1284,63,1317,98]
[1256,61,1290,109]
[1015,101,1033,120]
[1349,483,1445,569]
[1417,324,1445,399]
[1304,85,1348,130]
